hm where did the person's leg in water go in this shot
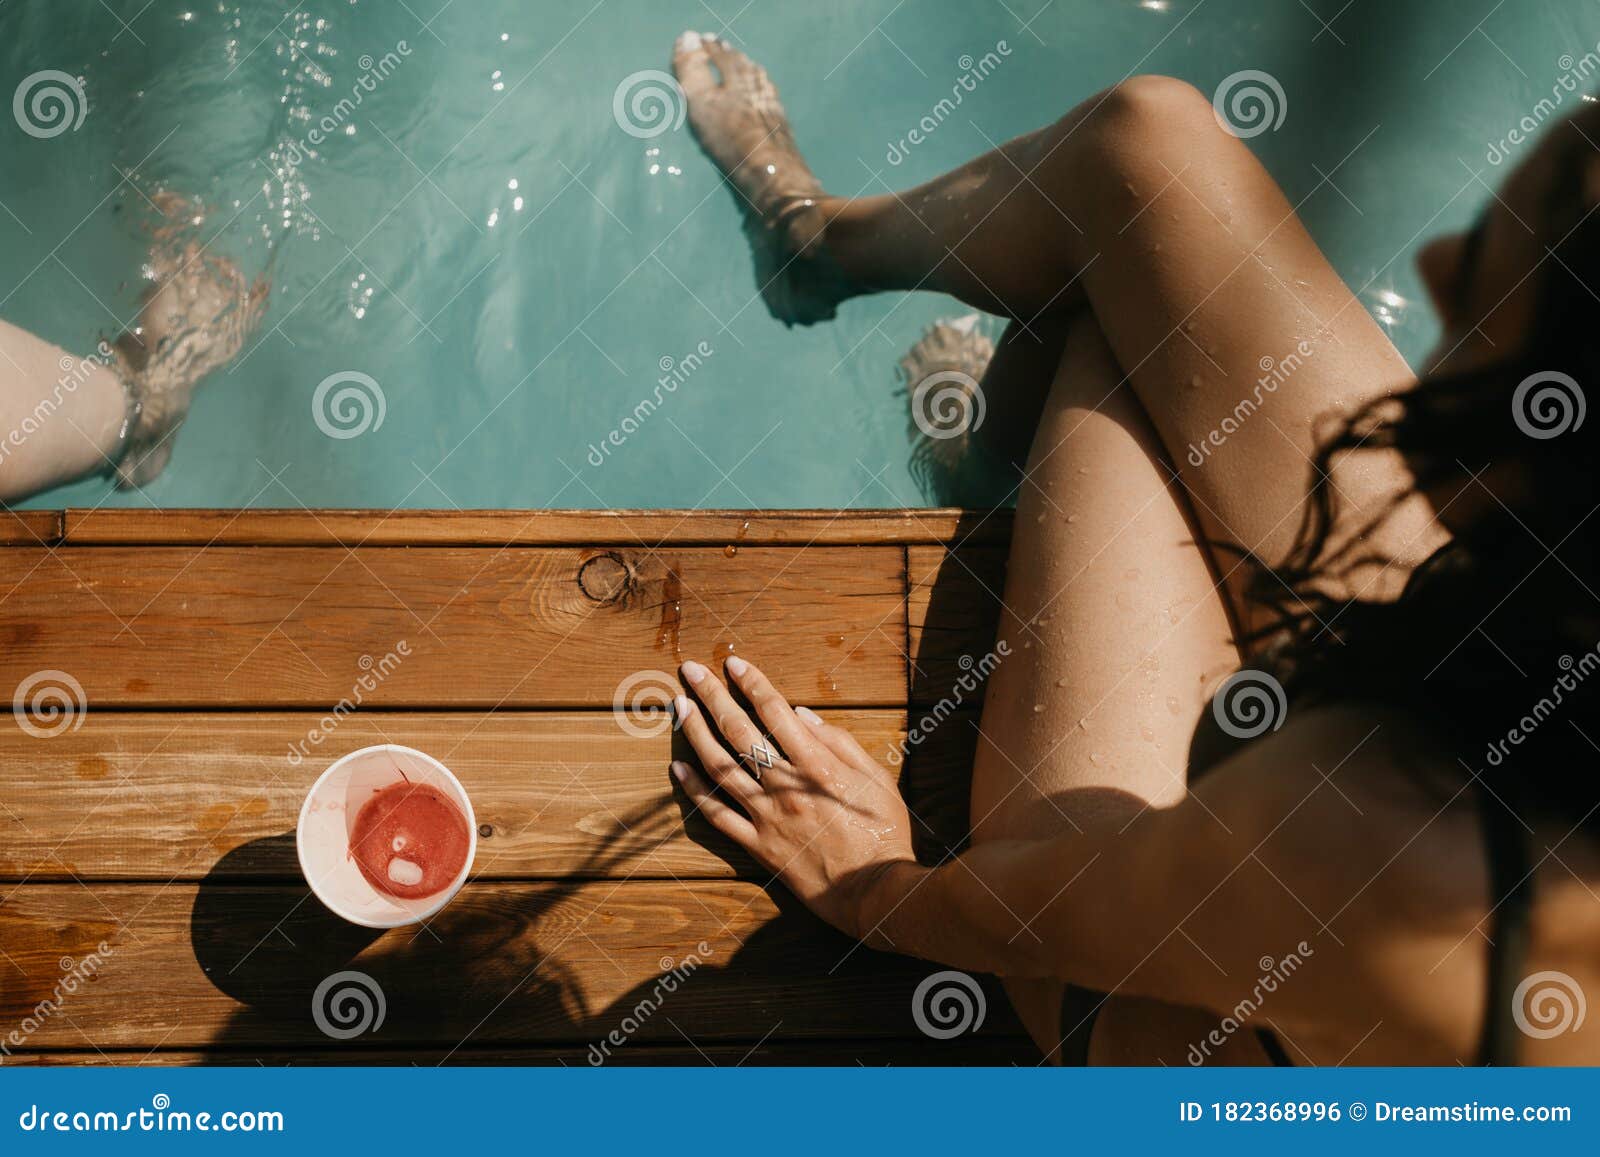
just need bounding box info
[674,37,1449,1060]
[0,201,267,504]
[671,35,1442,609]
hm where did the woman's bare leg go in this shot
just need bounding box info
[0,231,266,504]
[966,313,1241,1059]
[0,320,128,502]
[673,43,1447,628]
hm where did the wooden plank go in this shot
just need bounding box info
[907,545,1007,705]
[63,508,1016,547]
[0,710,975,880]
[4,1038,1036,1065]
[0,546,905,708]
[0,882,1018,1048]
[0,509,62,545]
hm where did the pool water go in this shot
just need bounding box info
[2,0,1592,510]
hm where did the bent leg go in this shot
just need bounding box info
[968,313,1239,1058]
[818,78,1446,630]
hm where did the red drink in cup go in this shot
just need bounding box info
[297,745,477,928]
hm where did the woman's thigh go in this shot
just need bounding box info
[1048,80,1448,630]
[967,314,1240,1057]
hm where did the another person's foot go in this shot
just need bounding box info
[898,315,1003,504]
[673,31,852,326]
[113,229,268,489]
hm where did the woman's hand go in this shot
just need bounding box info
[672,656,919,941]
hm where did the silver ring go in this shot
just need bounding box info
[746,739,778,782]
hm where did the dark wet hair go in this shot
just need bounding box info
[1254,115,1600,819]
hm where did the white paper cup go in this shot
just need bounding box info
[297,744,477,928]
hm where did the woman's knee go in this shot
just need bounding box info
[1029,75,1238,234]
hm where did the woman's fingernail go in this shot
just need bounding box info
[670,760,689,782]
[795,705,823,727]
[681,660,708,684]
[673,694,695,723]
[726,655,749,678]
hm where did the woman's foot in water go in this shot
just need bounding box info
[113,226,268,488]
[899,315,1010,505]
[673,31,853,326]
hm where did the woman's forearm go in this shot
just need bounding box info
[857,838,1093,981]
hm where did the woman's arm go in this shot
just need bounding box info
[674,656,1489,1050]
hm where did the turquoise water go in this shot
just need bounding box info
[2,0,1594,510]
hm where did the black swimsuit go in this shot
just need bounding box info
[1058,791,1534,1066]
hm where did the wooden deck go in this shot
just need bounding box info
[0,507,1033,1065]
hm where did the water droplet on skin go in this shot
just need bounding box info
[1183,321,1196,334]
[1033,704,1044,713]
[1140,725,1156,743]
[1088,752,1102,765]
[1066,515,1080,524]
[1055,677,1069,688]
[1189,374,1203,389]
[1077,467,1089,475]
[1036,513,1046,523]
[1078,718,1091,731]
[1166,696,1181,714]
[1124,182,1139,198]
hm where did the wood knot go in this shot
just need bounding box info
[577,551,635,605]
